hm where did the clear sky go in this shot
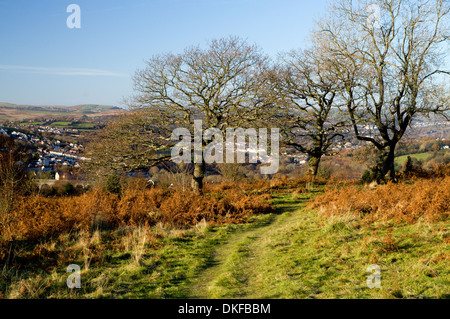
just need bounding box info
[0,0,332,107]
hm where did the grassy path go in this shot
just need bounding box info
[187,193,449,299]
[189,194,312,298]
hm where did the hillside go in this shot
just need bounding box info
[0,102,124,121]
[0,174,448,299]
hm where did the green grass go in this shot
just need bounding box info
[189,193,448,299]
[46,121,96,129]
[50,121,72,127]
[2,218,275,299]
[200,208,449,299]
[19,121,45,125]
[395,152,432,165]
[2,192,448,299]
[395,150,449,165]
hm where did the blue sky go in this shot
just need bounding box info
[0,0,331,106]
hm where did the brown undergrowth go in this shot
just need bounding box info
[2,181,275,242]
[204,176,328,195]
[0,180,275,277]
[309,175,450,224]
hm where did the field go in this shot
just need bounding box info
[395,150,450,165]
[49,122,97,129]
[0,109,58,121]
[0,173,448,299]
[19,121,46,126]
[396,152,434,164]
[0,102,124,121]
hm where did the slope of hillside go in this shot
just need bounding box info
[0,102,124,121]
[1,177,448,299]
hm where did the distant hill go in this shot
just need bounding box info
[0,102,125,121]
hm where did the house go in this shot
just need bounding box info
[55,171,73,181]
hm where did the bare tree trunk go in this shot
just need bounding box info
[308,155,321,178]
[191,161,205,194]
[373,144,397,184]
[0,159,21,238]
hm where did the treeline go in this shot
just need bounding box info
[85,0,450,190]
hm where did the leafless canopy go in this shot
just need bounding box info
[266,48,348,176]
[127,36,270,191]
[314,0,450,181]
[131,36,270,131]
[85,109,175,174]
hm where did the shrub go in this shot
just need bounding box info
[361,170,374,184]
[58,182,75,196]
[217,163,244,182]
[317,164,331,179]
[105,173,122,195]
[2,181,275,241]
[309,175,450,224]
[39,184,56,197]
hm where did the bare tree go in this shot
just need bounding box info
[267,48,347,177]
[84,108,174,179]
[217,162,244,182]
[0,135,29,238]
[129,36,269,192]
[314,0,450,182]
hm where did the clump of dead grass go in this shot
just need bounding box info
[309,176,450,224]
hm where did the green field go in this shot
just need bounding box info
[50,121,72,127]
[48,122,97,129]
[395,152,432,165]
[19,121,45,125]
[395,150,449,165]
[0,103,121,121]
[16,121,97,130]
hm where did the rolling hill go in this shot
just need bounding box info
[0,102,125,121]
